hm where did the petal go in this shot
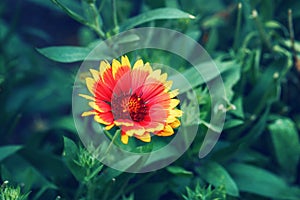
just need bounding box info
[105,123,115,130]
[146,69,161,82]
[112,59,122,79]
[94,80,113,102]
[143,62,153,73]
[81,111,97,117]
[121,131,129,144]
[166,110,183,123]
[133,59,144,69]
[89,101,103,112]
[95,100,111,113]
[134,132,151,142]
[169,89,179,98]
[169,119,181,128]
[121,55,131,68]
[170,99,180,108]
[86,77,96,95]
[94,112,113,125]
[164,80,173,92]
[143,122,164,132]
[159,73,167,83]
[89,69,100,81]
[155,125,174,136]
[114,119,134,127]
[122,124,145,136]
[99,60,111,77]
[101,67,116,91]
[79,94,95,101]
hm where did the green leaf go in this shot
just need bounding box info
[268,118,300,181]
[166,166,193,176]
[37,46,91,63]
[52,117,77,133]
[0,145,22,162]
[222,65,241,101]
[63,137,85,181]
[223,119,244,130]
[171,60,238,94]
[120,8,195,31]
[197,161,239,197]
[228,163,300,199]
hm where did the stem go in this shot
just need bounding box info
[98,0,107,12]
[112,0,119,32]
[252,9,273,51]
[110,174,135,200]
[89,2,106,39]
[233,3,242,52]
[100,130,120,162]
[123,172,154,193]
[288,9,297,65]
[51,0,106,39]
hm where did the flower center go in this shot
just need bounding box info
[127,94,147,122]
[112,93,148,122]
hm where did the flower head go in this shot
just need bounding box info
[79,55,182,144]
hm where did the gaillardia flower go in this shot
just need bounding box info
[79,55,182,144]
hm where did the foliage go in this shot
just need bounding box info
[0,0,300,199]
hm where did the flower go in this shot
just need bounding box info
[79,55,182,144]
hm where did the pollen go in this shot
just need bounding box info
[127,94,147,122]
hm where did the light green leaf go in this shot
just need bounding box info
[37,46,91,63]
[166,166,193,176]
[228,163,300,199]
[197,161,239,196]
[268,118,300,181]
[120,8,195,31]
[0,145,22,162]
[265,21,282,29]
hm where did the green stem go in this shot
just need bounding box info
[252,9,273,51]
[110,174,135,200]
[123,172,154,193]
[89,2,106,39]
[112,0,119,32]
[288,9,297,65]
[98,0,107,12]
[100,130,120,163]
[51,0,106,39]
[233,3,242,52]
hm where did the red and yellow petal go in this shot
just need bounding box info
[94,112,114,125]
[122,125,145,136]
[121,131,129,144]
[155,125,174,136]
[134,132,151,142]
[80,56,182,144]
[114,119,134,127]
[86,77,96,95]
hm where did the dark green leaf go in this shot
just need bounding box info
[223,119,244,130]
[0,145,22,162]
[228,163,300,199]
[37,46,91,63]
[197,161,239,196]
[63,137,85,181]
[172,60,238,94]
[120,8,195,31]
[268,118,300,181]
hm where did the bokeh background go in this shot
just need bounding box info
[1,0,300,199]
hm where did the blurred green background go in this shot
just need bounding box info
[0,0,300,199]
